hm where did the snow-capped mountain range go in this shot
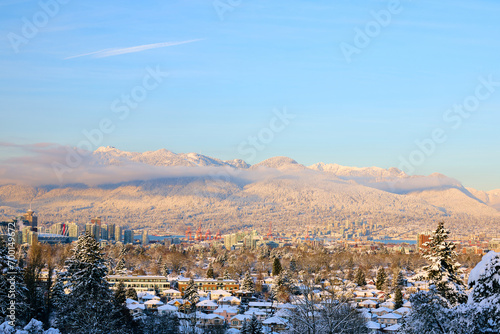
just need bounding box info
[0,146,498,235]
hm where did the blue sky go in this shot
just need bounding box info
[0,0,499,190]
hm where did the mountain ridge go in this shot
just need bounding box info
[0,146,498,236]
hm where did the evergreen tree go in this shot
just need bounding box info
[23,244,46,323]
[247,314,263,334]
[272,257,282,276]
[183,278,199,312]
[114,258,127,275]
[272,270,292,302]
[392,269,405,290]
[206,263,214,279]
[57,232,132,334]
[241,271,255,293]
[240,320,249,334]
[399,291,451,334]
[125,287,138,301]
[375,267,387,290]
[223,270,231,280]
[394,286,403,310]
[468,251,500,304]
[162,262,170,277]
[141,312,180,334]
[49,272,66,324]
[114,282,127,305]
[354,268,366,287]
[420,222,467,307]
[183,279,199,334]
[467,251,500,331]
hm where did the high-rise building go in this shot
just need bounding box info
[50,223,63,235]
[27,230,38,245]
[22,209,38,232]
[68,222,79,239]
[142,230,149,245]
[115,225,122,242]
[417,232,432,252]
[123,230,134,244]
[90,217,102,239]
[86,223,99,240]
[107,224,116,241]
[22,226,31,243]
[101,224,108,240]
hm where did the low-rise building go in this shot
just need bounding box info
[177,278,239,294]
[107,275,170,292]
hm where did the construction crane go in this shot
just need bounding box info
[215,229,221,240]
[196,222,203,241]
[266,222,273,240]
[185,227,192,241]
[205,229,211,241]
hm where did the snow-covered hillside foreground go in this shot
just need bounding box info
[0,146,499,234]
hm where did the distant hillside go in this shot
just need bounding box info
[0,147,498,236]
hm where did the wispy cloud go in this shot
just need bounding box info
[65,39,203,60]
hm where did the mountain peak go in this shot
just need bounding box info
[95,146,121,153]
[251,156,305,170]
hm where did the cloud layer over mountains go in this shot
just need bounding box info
[0,144,485,196]
[0,144,498,235]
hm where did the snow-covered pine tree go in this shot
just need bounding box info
[247,314,263,334]
[241,271,255,293]
[354,268,366,287]
[183,278,199,312]
[420,222,467,307]
[206,263,214,279]
[182,278,199,334]
[466,251,500,331]
[394,286,403,310]
[57,232,132,334]
[392,269,404,290]
[272,270,292,303]
[223,270,231,280]
[399,291,452,334]
[113,281,126,305]
[240,320,249,334]
[375,267,386,290]
[468,251,500,304]
[125,287,138,301]
[114,257,127,275]
[141,312,180,334]
[49,272,66,326]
